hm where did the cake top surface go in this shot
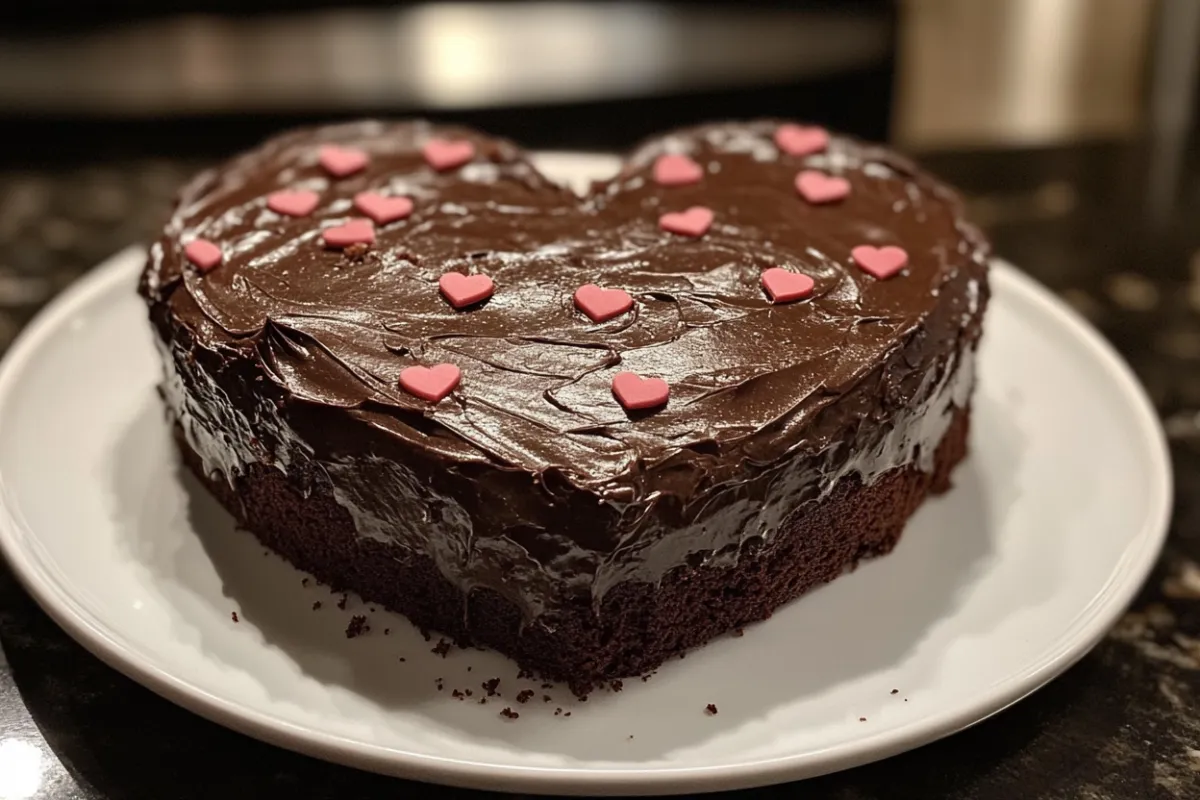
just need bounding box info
[143,119,988,494]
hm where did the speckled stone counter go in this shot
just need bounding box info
[1,139,1198,799]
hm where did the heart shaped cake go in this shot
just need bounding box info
[141,120,989,694]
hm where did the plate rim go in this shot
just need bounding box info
[0,242,1172,795]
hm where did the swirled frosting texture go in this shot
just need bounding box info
[142,120,989,618]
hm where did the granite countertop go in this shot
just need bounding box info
[0,140,1198,799]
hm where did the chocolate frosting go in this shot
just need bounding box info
[142,120,989,619]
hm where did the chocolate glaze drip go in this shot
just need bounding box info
[141,120,990,620]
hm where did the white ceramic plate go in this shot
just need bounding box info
[0,154,1171,796]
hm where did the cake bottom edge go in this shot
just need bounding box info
[174,406,971,696]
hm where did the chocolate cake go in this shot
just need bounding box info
[140,119,989,695]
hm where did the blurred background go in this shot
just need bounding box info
[0,0,1188,151]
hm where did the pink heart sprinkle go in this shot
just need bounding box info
[774,124,830,156]
[659,206,714,238]
[852,245,909,280]
[318,145,369,178]
[184,239,222,272]
[322,218,375,248]
[612,372,670,411]
[652,154,703,186]
[267,189,320,217]
[574,284,634,322]
[439,272,495,308]
[399,363,461,403]
[354,192,414,225]
[795,171,851,204]
[761,268,815,303]
[423,138,476,171]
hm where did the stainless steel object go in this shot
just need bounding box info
[895,0,1155,147]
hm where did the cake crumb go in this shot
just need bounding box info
[345,615,369,639]
[554,708,562,716]
[467,667,473,672]
[399,657,406,663]
[540,683,553,689]
[482,678,501,697]
[231,611,239,623]
[516,690,535,704]
[733,627,744,637]
[311,601,322,611]
[465,689,473,697]
[564,711,572,717]
[891,689,899,695]
[431,639,452,658]
[344,242,371,260]
[369,606,376,613]
[452,689,464,700]
[336,594,348,610]
[705,704,718,716]
[478,698,487,705]
[384,628,390,635]
[628,735,634,740]
[301,578,309,587]
[859,717,867,722]
[610,680,624,693]
[543,695,551,703]
[421,629,432,642]
[500,707,519,720]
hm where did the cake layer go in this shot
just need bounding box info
[177,405,971,695]
[141,120,989,622]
